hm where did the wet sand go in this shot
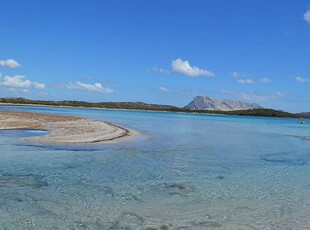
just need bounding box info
[0,110,137,144]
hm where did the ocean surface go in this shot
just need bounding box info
[0,105,309,230]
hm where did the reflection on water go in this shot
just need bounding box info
[0,129,48,138]
[0,106,310,229]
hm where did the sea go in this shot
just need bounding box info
[0,105,309,229]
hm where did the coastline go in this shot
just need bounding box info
[0,102,304,120]
[0,110,138,144]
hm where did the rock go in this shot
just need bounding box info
[185,96,262,111]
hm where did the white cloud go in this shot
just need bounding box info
[171,58,214,77]
[150,58,215,77]
[8,88,16,92]
[159,86,170,93]
[0,59,21,68]
[38,91,49,96]
[304,10,310,24]
[0,75,31,88]
[22,89,29,93]
[32,82,46,90]
[222,89,284,102]
[0,75,46,91]
[231,71,271,84]
[231,71,241,78]
[259,77,272,83]
[296,76,310,83]
[237,79,254,84]
[67,81,113,93]
[147,67,170,74]
[240,91,284,101]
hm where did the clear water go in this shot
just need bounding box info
[0,106,309,229]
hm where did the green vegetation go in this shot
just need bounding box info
[0,97,178,110]
[0,97,308,119]
[297,112,310,117]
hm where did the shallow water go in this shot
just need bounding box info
[0,105,310,229]
[0,129,48,139]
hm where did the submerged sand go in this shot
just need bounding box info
[0,110,137,144]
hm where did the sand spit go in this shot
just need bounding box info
[0,110,137,144]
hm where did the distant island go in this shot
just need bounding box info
[0,97,308,119]
[185,96,263,111]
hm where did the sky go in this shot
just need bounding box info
[0,0,310,112]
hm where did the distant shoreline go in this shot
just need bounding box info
[0,110,138,144]
[0,100,307,119]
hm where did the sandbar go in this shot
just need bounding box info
[0,110,137,144]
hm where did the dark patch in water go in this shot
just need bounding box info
[80,179,115,197]
[168,184,186,190]
[14,143,103,152]
[73,220,88,229]
[215,175,224,180]
[0,174,48,189]
[80,179,141,202]
[168,192,188,197]
[107,212,144,229]
[204,175,225,180]
[159,225,169,230]
[260,152,306,165]
[120,212,145,223]
[165,183,194,193]
[1,193,35,203]
[290,135,310,141]
[190,220,222,228]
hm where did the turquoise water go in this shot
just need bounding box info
[0,106,310,229]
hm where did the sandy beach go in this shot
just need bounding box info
[0,110,137,144]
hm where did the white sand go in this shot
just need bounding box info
[0,110,137,144]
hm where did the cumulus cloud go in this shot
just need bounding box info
[0,59,21,68]
[259,77,272,83]
[8,88,16,92]
[231,71,241,78]
[296,76,310,83]
[231,71,272,84]
[0,75,45,90]
[38,91,49,96]
[150,58,215,77]
[159,86,170,93]
[147,67,170,74]
[32,82,46,90]
[240,91,284,101]
[222,89,284,102]
[237,79,254,84]
[0,75,32,88]
[67,81,113,93]
[171,58,214,77]
[304,10,310,24]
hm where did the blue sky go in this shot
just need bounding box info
[0,0,310,112]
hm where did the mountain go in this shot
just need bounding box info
[184,96,263,111]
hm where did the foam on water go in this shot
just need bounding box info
[0,106,310,229]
